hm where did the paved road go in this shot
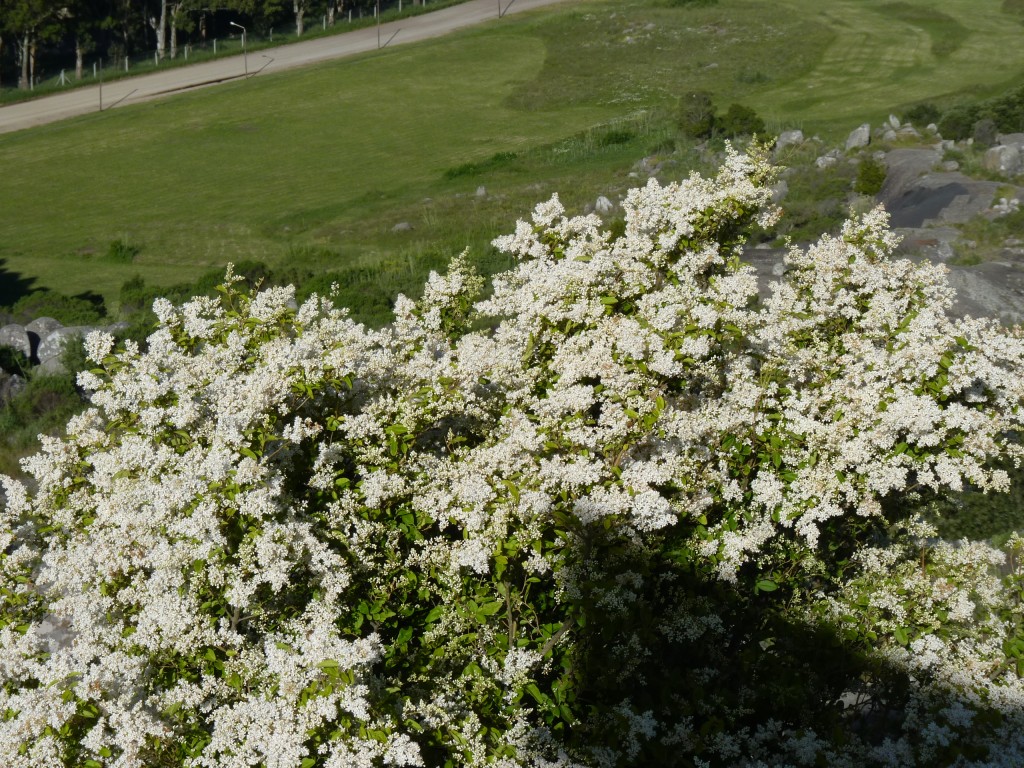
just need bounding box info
[0,0,569,136]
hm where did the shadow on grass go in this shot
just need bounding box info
[0,260,38,310]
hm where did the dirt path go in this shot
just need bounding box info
[0,0,569,136]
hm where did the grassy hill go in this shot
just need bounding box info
[2,0,1024,316]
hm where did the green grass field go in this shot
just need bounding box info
[3,0,1024,310]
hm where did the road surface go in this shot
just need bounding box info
[0,0,569,136]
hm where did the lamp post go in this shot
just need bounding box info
[230,21,247,76]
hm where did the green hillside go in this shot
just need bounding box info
[2,0,1023,311]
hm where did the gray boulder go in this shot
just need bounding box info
[25,316,62,338]
[774,130,804,153]
[888,114,901,130]
[982,145,1022,176]
[36,326,92,367]
[999,132,1024,147]
[391,222,413,233]
[595,196,615,215]
[104,321,132,335]
[846,123,871,150]
[0,324,31,359]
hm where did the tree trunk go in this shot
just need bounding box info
[156,0,168,59]
[170,6,178,59]
[327,2,335,26]
[0,34,4,89]
[76,37,84,80]
[294,0,305,36]
[29,38,36,90]
[18,33,30,90]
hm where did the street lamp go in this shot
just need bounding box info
[230,21,247,76]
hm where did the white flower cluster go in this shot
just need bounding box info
[2,145,1024,766]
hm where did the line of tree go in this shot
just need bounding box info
[0,0,425,90]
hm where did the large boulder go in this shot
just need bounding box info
[845,123,871,151]
[36,326,93,370]
[0,324,32,360]
[24,316,63,363]
[774,129,804,153]
[25,316,63,338]
[982,145,1022,176]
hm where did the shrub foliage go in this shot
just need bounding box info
[3,147,1024,767]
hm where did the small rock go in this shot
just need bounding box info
[940,160,960,172]
[888,114,901,130]
[882,129,898,142]
[391,222,414,232]
[941,140,956,151]
[770,180,789,203]
[0,372,24,404]
[774,130,804,153]
[815,155,837,169]
[476,186,487,198]
[595,196,615,215]
[992,197,1021,216]
[897,126,921,138]
[845,123,871,151]
[926,123,939,134]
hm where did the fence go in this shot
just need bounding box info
[0,0,476,102]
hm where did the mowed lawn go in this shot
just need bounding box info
[2,0,1024,306]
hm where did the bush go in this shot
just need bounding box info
[5,288,106,325]
[106,238,141,263]
[905,102,941,127]
[937,104,980,140]
[3,148,1024,767]
[717,102,766,137]
[677,89,716,139]
[853,154,888,195]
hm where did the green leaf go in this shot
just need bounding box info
[894,626,909,646]
[755,579,778,593]
[525,683,547,705]
[477,600,503,617]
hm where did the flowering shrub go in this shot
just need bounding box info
[3,145,1024,766]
